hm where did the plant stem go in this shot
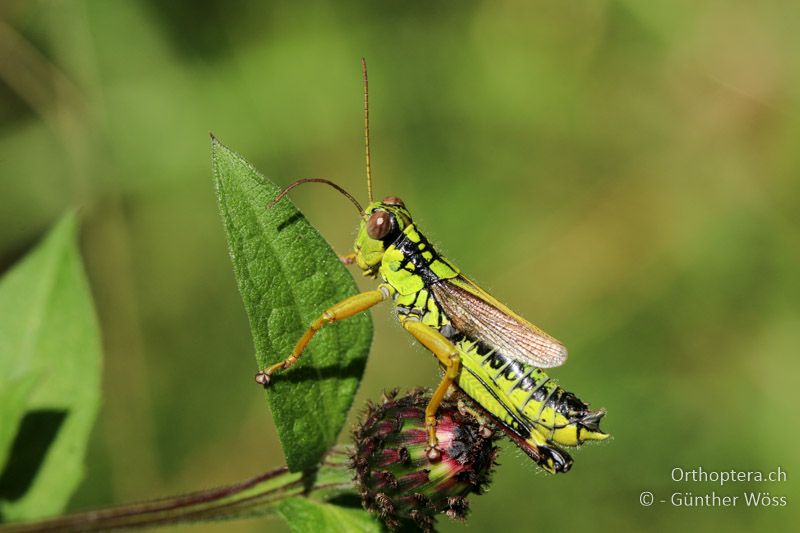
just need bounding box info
[0,447,356,532]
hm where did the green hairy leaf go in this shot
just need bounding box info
[211,137,372,472]
[0,213,102,521]
[278,498,380,533]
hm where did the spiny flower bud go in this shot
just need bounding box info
[351,389,498,532]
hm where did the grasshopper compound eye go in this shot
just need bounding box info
[382,196,405,207]
[367,209,395,240]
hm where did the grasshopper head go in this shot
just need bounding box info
[354,196,412,277]
[267,181,411,279]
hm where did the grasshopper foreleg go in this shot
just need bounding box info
[338,252,357,265]
[256,285,392,385]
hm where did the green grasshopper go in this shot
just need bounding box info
[257,60,608,473]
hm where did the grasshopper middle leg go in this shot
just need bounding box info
[402,319,462,461]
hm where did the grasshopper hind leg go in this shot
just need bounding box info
[455,396,497,440]
[502,426,573,474]
[534,443,573,474]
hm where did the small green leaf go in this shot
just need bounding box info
[211,137,372,472]
[278,498,380,533]
[0,213,102,521]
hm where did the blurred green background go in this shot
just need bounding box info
[1,1,798,531]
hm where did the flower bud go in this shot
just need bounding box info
[351,389,498,532]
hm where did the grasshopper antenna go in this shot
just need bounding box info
[361,57,374,203]
[268,178,364,216]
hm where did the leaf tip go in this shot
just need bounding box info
[53,210,81,239]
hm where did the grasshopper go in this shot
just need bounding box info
[257,60,608,473]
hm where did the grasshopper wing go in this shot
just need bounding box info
[432,276,567,368]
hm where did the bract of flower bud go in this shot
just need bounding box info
[351,389,498,532]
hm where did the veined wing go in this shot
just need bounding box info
[432,275,567,368]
